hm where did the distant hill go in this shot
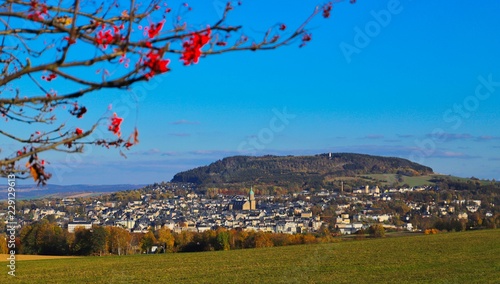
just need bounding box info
[171,153,434,189]
[0,184,144,200]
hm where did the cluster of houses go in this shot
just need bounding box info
[7,183,490,235]
[59,188,324,235]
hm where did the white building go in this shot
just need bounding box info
[68,221,92,233]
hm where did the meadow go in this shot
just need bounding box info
[361,173,494,188]
[2,229,499,283]
[362,174,438,187]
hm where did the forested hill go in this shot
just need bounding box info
[171,153,434,188]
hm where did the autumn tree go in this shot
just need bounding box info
[71,225,108,255]
[254,231,273,248]
[174,230,194,252]
[0,0,347,184]
[91,225,108,256]
[106,226,131,255]
[368,224,385,238]
[139,230,157,253]
[215,228,230,251]
[155,227,175,252]
[180,229,217,252]
[0,234,8,253]
[301,233,318,244]
[317,224,334,242]
[19,219,70,255]
[72,227,93,255]
[269,233,289,247]
[129,232,143,254]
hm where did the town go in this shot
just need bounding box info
[4,180,496,237]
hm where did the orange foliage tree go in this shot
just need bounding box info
[106,226,131,255]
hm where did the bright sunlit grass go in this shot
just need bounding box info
[2,229,499,283]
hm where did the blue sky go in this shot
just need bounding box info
[4,0,500,185]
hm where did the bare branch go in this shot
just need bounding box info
[0,0,342,183]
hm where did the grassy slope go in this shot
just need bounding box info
[361,174,497,188]
[362,174,441,187]
[2,230,499,284]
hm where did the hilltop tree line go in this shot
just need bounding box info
[171,154,434,189]
[0,220,337,256]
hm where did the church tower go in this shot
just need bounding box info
[249,186,256,210]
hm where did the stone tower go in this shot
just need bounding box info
[249,186,256,210]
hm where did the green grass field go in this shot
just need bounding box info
[2,230,499,283]
[361,174,496,188]
[362,174,441,187]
